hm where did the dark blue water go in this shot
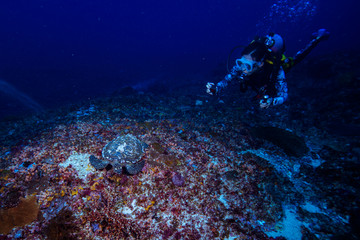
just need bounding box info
[0,0,358,116]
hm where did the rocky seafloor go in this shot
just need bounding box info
[0,52,360,239]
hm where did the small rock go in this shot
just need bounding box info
[172,172,185,187]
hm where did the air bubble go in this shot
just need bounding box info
[257,0,318,33]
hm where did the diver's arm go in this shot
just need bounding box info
[292,38,320,66]
[207,64,242,95]
[214,65,243,94]
[292,29,330,66]
[215,72,233,92]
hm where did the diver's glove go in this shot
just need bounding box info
[206,82,218,95]
[259,95,273,109]
[312,29,330,41]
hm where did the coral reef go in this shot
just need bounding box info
[0,195,39,235]
[0,52,359,239]
[44,209,80,240]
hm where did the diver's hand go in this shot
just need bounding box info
[259,96,273,109]
[312,29,330,41]
[206,82,217,95]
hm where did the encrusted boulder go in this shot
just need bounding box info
[251,126,309,157]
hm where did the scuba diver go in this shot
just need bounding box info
[206,29,330,109]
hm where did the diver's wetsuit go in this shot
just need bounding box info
[216,57,288,106]
[215,35,324,107]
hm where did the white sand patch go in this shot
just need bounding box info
[59,153,96,181]
[266,206,302,240]
[116,199,143,219]
[224,237,240,240]
[302,202,322,213]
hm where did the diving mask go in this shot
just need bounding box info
[235,57,261,73]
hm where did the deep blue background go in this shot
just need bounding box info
[0,0,358,111]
